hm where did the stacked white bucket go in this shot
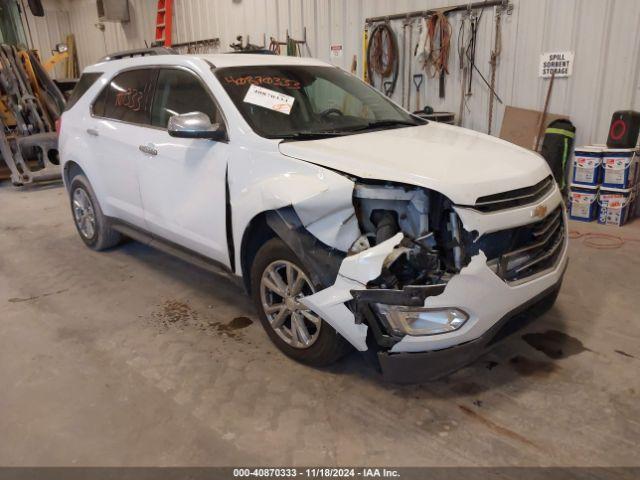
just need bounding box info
[569,146,639,226]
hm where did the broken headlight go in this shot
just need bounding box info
[373,304,469,336]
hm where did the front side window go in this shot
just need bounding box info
[93,69,156,125]
[151,68,220,128]
[215,65,421,139]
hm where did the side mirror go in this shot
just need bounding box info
[55,43,68,53]
[28,0,44,16]
[167,112,226,140]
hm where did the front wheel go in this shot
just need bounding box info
[250,238,351,366]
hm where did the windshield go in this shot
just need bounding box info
[215,65,423,139]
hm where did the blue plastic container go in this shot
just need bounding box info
[597,187,634,226]
[601,148,638,189]
[572,146,603,187]
[568,185,599,222]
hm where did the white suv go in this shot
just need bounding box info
[59,53,568,382]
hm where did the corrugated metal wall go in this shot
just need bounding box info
[29,0,640,146]
[23,0,71,79]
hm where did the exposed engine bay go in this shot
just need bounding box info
[350,181,474,290]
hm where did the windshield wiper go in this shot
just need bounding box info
[348,119,420,132]
[279,131,350,141]
[278,120,420,141]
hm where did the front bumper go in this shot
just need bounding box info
[377,272,564,383]
[299,188,569,383]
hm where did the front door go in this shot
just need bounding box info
[136,67,231,266]
[88,68,157,228]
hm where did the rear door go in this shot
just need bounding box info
[136,67,231,265]
[87,68,157,227]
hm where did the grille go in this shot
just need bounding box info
[472,176,555,212]
[480,206,565,283]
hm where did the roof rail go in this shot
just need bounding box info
[99,46,177,62]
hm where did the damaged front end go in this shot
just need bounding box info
[296,181,480,362]
[269,176,567,383]
[346,182,475,344]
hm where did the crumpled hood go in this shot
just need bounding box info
[278,122,551,205]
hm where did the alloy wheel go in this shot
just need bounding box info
[72,188,96,239]
[259,260,322,349]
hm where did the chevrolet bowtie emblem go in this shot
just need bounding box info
[532,204,548,219]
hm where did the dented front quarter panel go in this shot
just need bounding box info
[229,144,360,275]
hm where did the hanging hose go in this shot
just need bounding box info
[422,12,451,79]
[366,23,399,96]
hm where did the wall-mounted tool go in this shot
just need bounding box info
[420,10,452,99]
[466,11,478,96]
[383,81,394,97]
[413,74,424,111]
[364,1,511,107]
[366,22,399,97]
[269,28,309,56]
[401,18,409,108]
[172,37,220,54]
[457,10,471,125]
[457,5,503,128]
[487,6,503,135]
[403,17,414,109]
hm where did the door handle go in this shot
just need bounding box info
[138,143,158,156]
[86,128,99,137]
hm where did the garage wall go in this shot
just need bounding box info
[28,0,640,147]
[22,0,72,79]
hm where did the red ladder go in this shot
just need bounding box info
[154,0,173,47]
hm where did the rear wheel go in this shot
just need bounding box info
[251,238,351,366]
[69,173,121,251]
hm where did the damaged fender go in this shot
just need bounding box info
[299,232,404,351]
[292,179,360,253]
[230,151,362,276]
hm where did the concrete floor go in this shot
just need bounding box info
[1,181,639,467]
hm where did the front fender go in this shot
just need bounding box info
[230,150,360,276]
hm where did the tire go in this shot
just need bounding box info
[68,173,122,251]
[250,238,352,367]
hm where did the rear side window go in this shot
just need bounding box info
[151,68,220,128]
[65,72,102,111]
[93,69,156,125]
